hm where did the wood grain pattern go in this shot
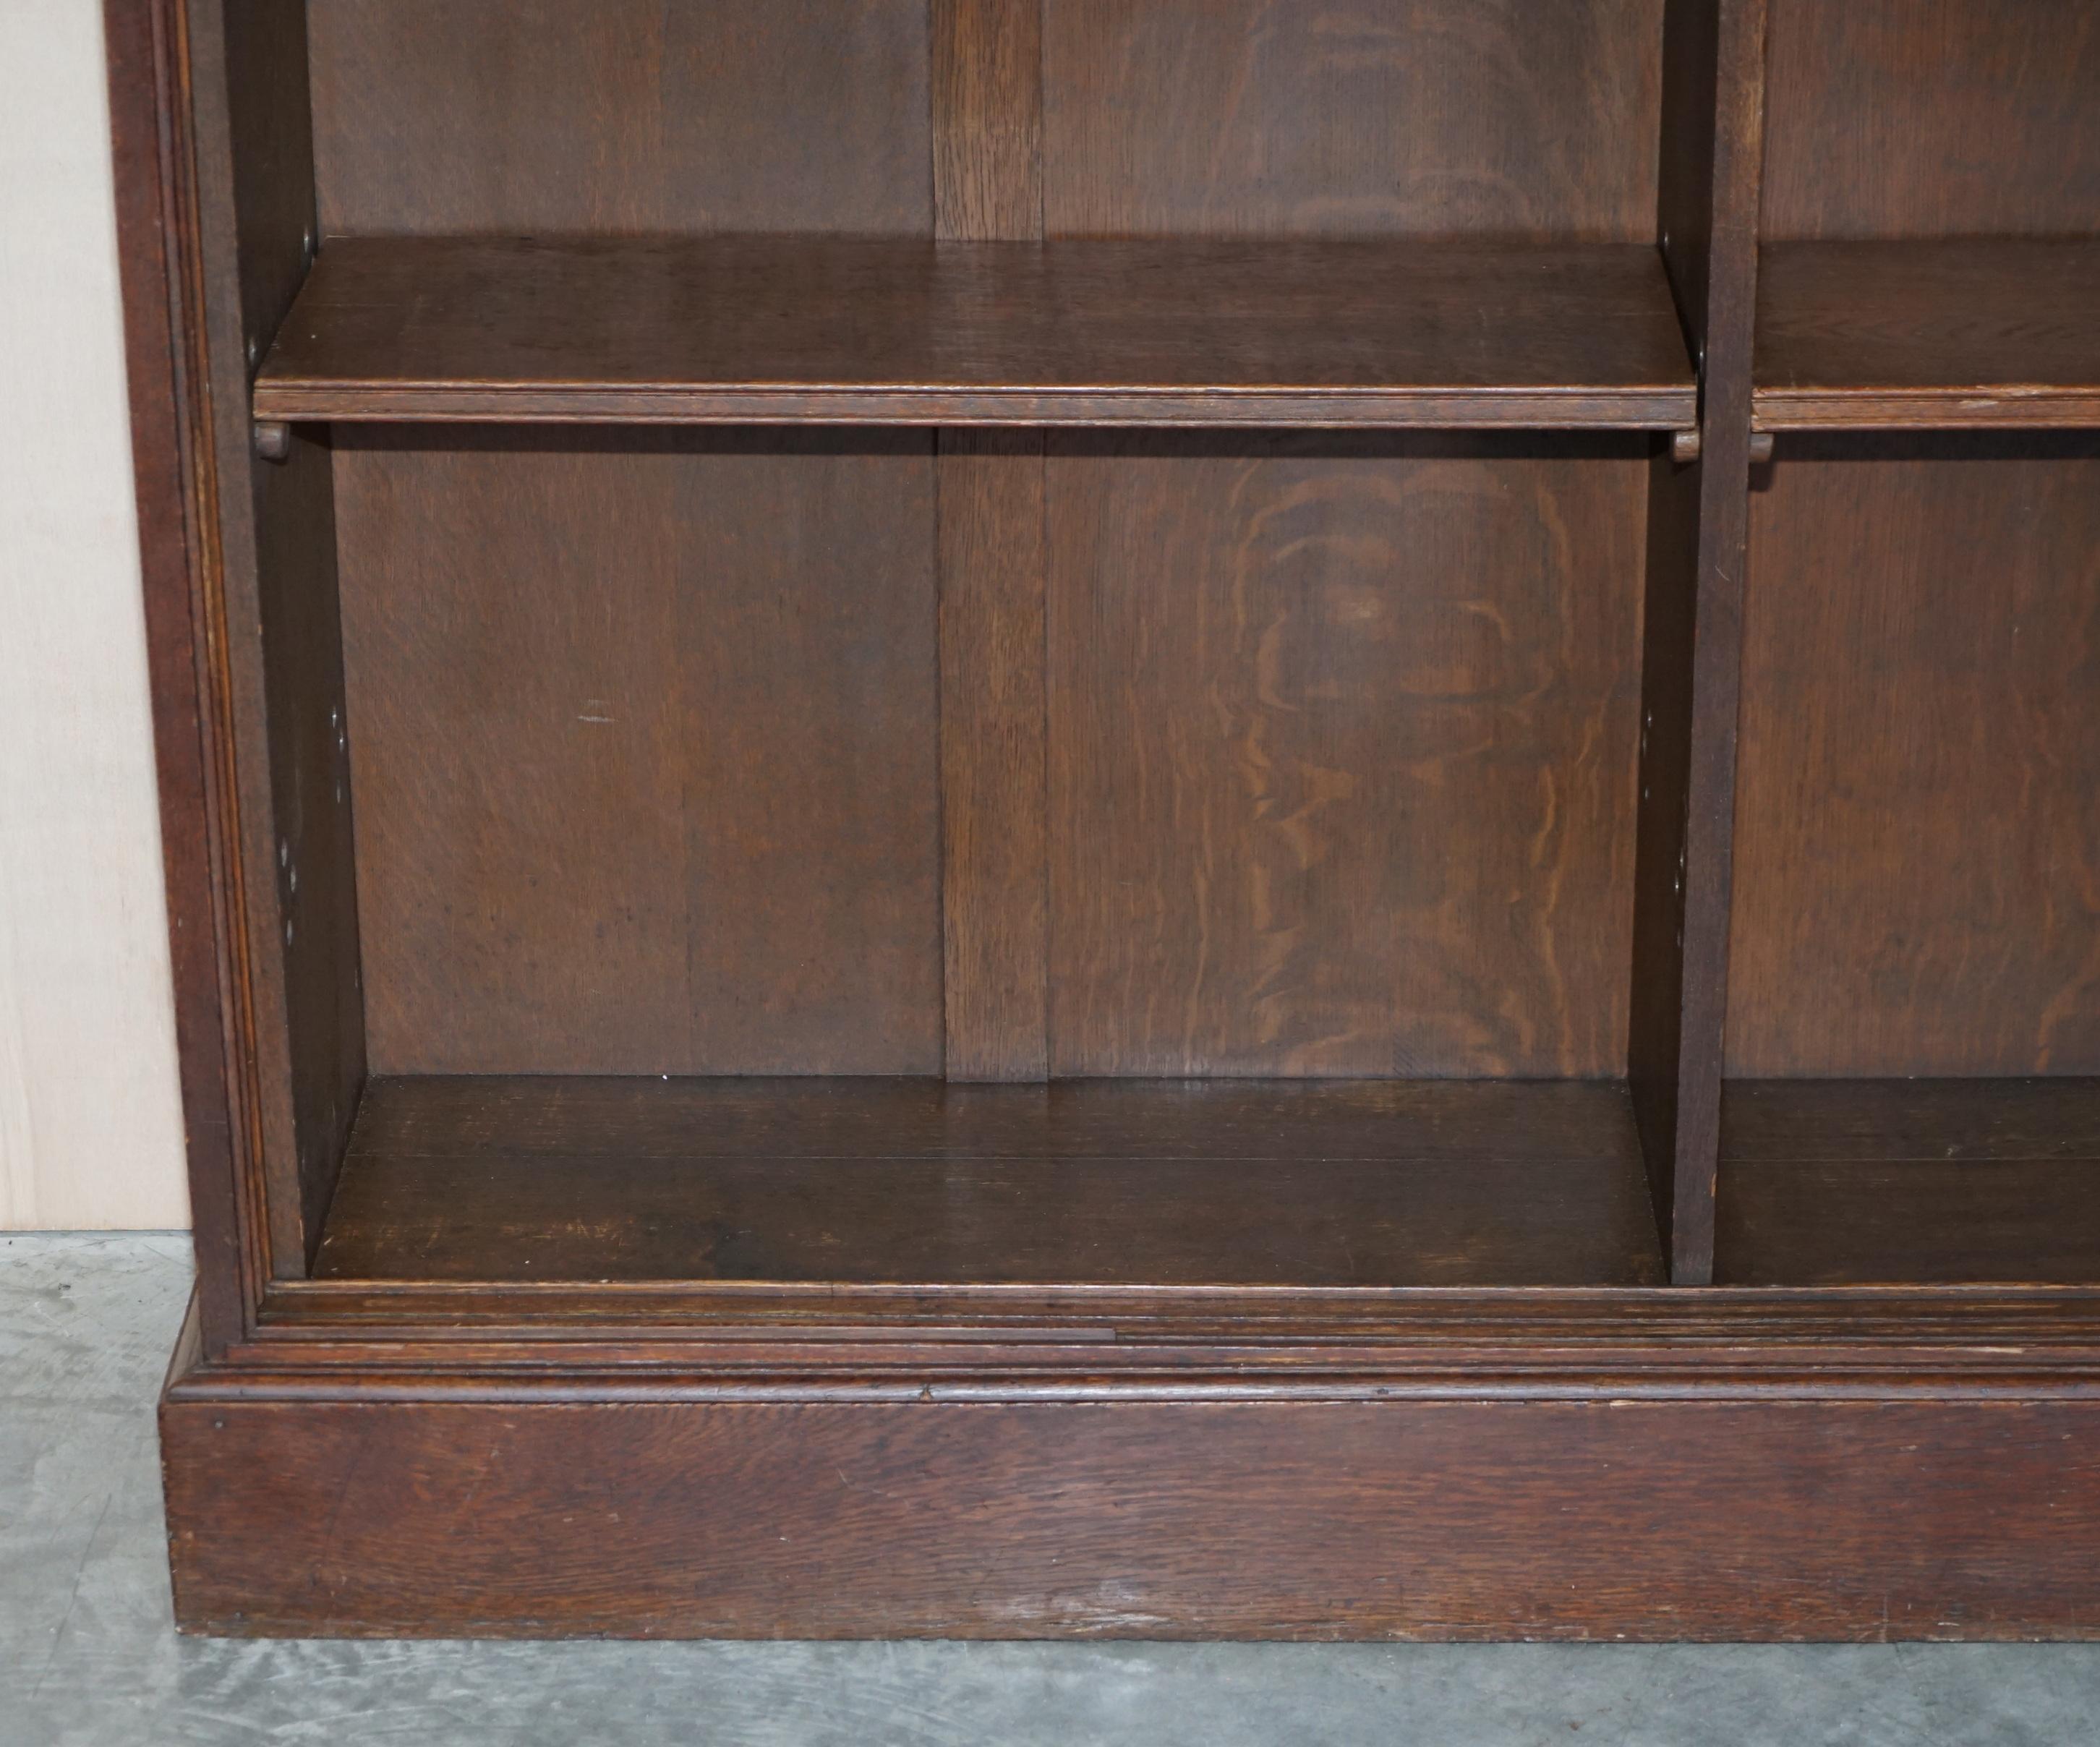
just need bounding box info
[312,1077,1661,1288]
[333,430,942,1076]
[1652,0,1720,362]
[260,1264,2100,1348]
[932,0,1049,1080]
[1725,1077,2100,1163]
[215,0,317,372]
[1756,241,2100,430]
[934,0,1041,244]
[673,445,940,1076]
[246,436,364,1265]
[1046,435,1645,1078]
[1762,0,2100,242]
[103,0,249,1325]
[164,1393,2100,1637]
[1728,435,2100,1077]
[306,0,931,236]
[939,435,1049,1079]
[1629,443,1704,1270]
[250,236,1699,430]
[184,0,366,1273]
[1718,1080,2100,1286]
[1627,0,1767,1283]
[1720,1162,2100,1286]
[1041,0,1663,239]
[342,1071,1649,1163]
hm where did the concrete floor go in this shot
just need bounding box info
[7,1237,2100,1747]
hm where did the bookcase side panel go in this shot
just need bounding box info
[185,0,365,1273]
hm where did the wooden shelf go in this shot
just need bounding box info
[1755,241,2100,430]
[1716,1080,2100,1286]
[252,236,1699,430]
[312,1075,1665,1288]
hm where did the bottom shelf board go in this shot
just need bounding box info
[1716,1078,2100,1286]
[312,1075,1664,1289]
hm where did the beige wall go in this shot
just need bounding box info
[1,0,189,1229]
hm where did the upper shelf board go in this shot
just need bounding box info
[252,235,1698,430]
[1756,241,2100,431]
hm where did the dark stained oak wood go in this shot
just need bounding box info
[185,0,367,1273]
[1762,0,2100,242]
[245,434,364,1269]
[113,0,2100,1646]
[251,236,1699,430]
[1045,434,1645,1079]
[1721,1163,2100,1286]
[1725,1078,2100,1163]
[104,0,255,1352]
[307,0,933,238]
[1717,1080,2100,1286]
[346,1072,1649,1165]
[312,1077,1662,1289]
[1041,0,1665,241]
[215,0,318,361]
[333,430,942,1077]
[933,1,1050,1081]
[1629,437,1704,1265]
[253,1268,2100,1348]
[1757,242,2100,430]
[163,1393,2100,1639]
[1626,0,1767,1284]
[938,436,1049,1080]
[934,0,1041,245]
[1728,435,2100,1078]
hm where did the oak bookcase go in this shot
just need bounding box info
[109,0,2100,1637]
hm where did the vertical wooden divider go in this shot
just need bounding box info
[1631,0,1767,1283]
[932,0,1050,1080]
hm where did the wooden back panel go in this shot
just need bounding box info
[1762,0,2100,239]
[1728,436,2100,1077]
[307,0,932,236]
[1042,0,1663,240]
[1047,435,1645,1079]
[334,431,942,1077]
[310,0,1664,242]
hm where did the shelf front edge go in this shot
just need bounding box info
[1754,387,2100,432]
[251,384,1699,430]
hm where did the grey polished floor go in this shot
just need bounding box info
[7,1234,2100,1746]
